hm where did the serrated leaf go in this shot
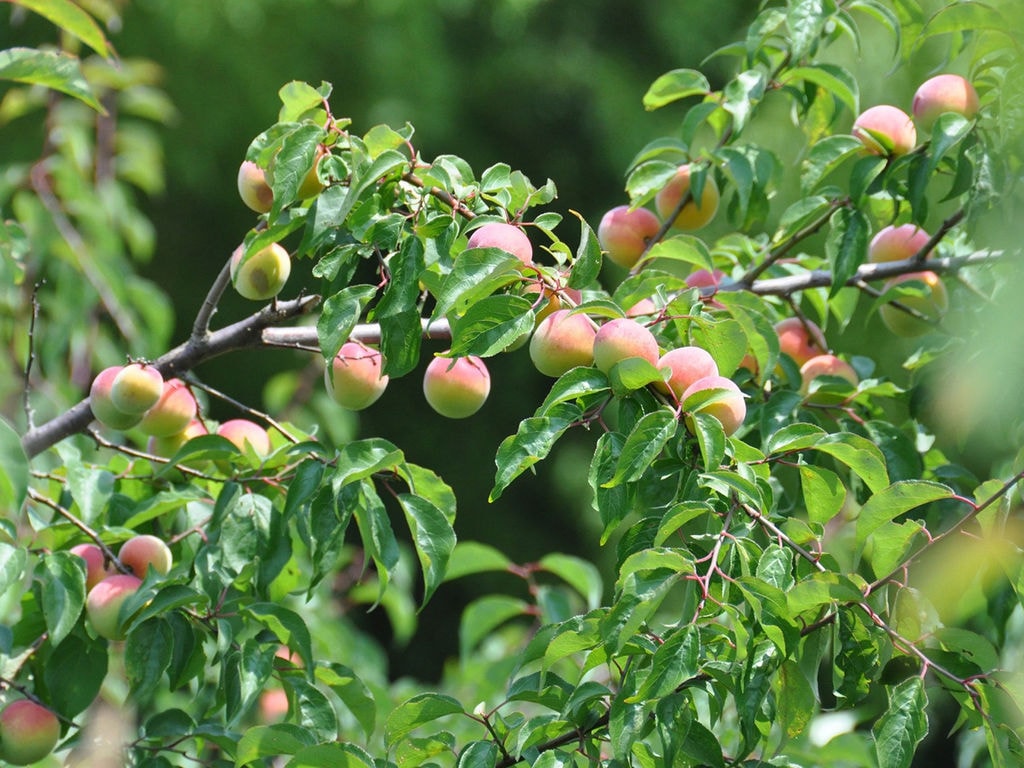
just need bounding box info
[385,693,464,747]
[491,405,580,501]
[0,543,26,601]
[236,724,315,767]
[856,480,953,548]
[243,603,314,673]
[569,211,602,287]
[643,68,710,110]
[12,0,111,57]
[449,294,534,357]
[602,408,678,487]
[125,617,174,702]
[826,207,869,297]
[873,678,928,768]
[800,464,847,525]
[37,552,85,646]
[811,432,889,493]
[780,63,860,117]
[431,247,523,321]
[0,48,103,113]
[317,284,378,363]
[397,493,455,607]
[536,367,610,416]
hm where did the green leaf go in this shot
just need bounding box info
[800,464,847,525]
[432,247,522,322]
[285,743,374,768]
[11,0,111,57]
[278,80,327,122]
[315,663,376,738]
[765,422,827,455]
[801,135,863,192]
[787,572,866,615]
[631,624,700,701]
[125,617,174,702]
[37,551,86,647]
[352,482,400,605]
[811,432,889,493]
[787,0,829,59]
[0,543,27,601]
[458,741,498,768]
[449,294,534,357]
[332,438,404,487]
[44,634,107,718]
[243,603,314,673]
[643,68,711,111]
[777,659,816,739]
[779,63,859,117]
[539,553,603,610]
[569,211,603,288]
[385,693,465,747]
[236,724,315,766]
[0,418,28,516]
[873,678,928,768]
[317,284,378,364]
[444,541,512,581]
[460,595,530,657]
[398,493,456,607]
[491,404,580,501]
[856,480,954,548]
[826,207,869,297]
[602,408,678,487]
[536,367,610,416]
[269,123,326,213]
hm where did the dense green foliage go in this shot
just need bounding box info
[2,1,1024,767]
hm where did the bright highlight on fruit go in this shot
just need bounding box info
[597,205,661,268]
[912,74,979,131]
[237,160,273,213]
[868,224,933,263]
[466,222,534,267]
[852,105,917,156]
[592,317,660,374]
[119,534,173,578]
[799,354,859,395]
[655,346,719,401]
[217,419,272,456]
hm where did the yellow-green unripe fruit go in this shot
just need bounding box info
[852,105,917,156]
[682,375,746,436]
[423,355,491,418]
[110,363,165,415]
[529,309,597,377]
[466,222,534,268]
[118,534,173,578]
[799,354,859,395]
[0,700,61,766]
[325,341,389,410]
[237,160,273,213]
[655,164,719,231]
[878,271,949,337]
[655,346,719,401]
[592,318,660,374]
[231,243,291,301]
[90,366,143,430]
[138,379,197,437]
[86,574,142,640]
[597,205,661,268]
[216,419,272,456]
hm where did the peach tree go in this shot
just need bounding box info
[1,1,1023,767]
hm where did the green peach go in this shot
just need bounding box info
[110,363,165,415]
[230,242,291,301]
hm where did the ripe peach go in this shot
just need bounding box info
[655,346,719,400]
[774,317,828,367]
[529,309,597,377]
[423,355,491,419]
[217,419,272,456]
[868,224,932,263]
[654,165,719,231]
[913,74,979,131]
[685,268,726,290]
[592,318,660,374]
[90,366,143,430]
[325,341,389,411]
[118,534,172,578]
[466,222,534,268]
[681,375,746,436]
[852,105,917,156]
[799,354,859,395]
[110,363,164,415]
[86,573,142,640]
[0,700,60,766]
[237,160,273,213]
[231,242,291,301]
[597,205,661,268]
[259,688,289,723]
[878,271,949,337]
[625,297,659,318]
[138,379,197,437]
[70,543,111,591]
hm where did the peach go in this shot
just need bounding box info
[655,346,719,400]
[799,354,859,395]
[110,363,164,415]
[592,318,660,374]
[685,268,726,290]
[0,700,60,766]
[259,688,290,723]
[147,419,208,460]
[878,271,949,337]
[90,366,143,430]
[774,317,828,367]
[70,543,111,591]
[681,375,746,436]
[852,105,917,156]
[913,74,979,131]
[655,165,719,231]
[466,222,533,268]
[625,297,659,318]
[231,242,291,301]
[118,534,172,578]
[529,309,597,377]
[524,279,582,323]
[325,341,389,411]
[138,379,197,437]
[217,419,272,456]
[237,160,273,213]
[423,355,491,419]
[868,224,932,263]
[597,205,661,268]
[86,573,142,640]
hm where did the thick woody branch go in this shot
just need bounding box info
[20,295,320,458]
